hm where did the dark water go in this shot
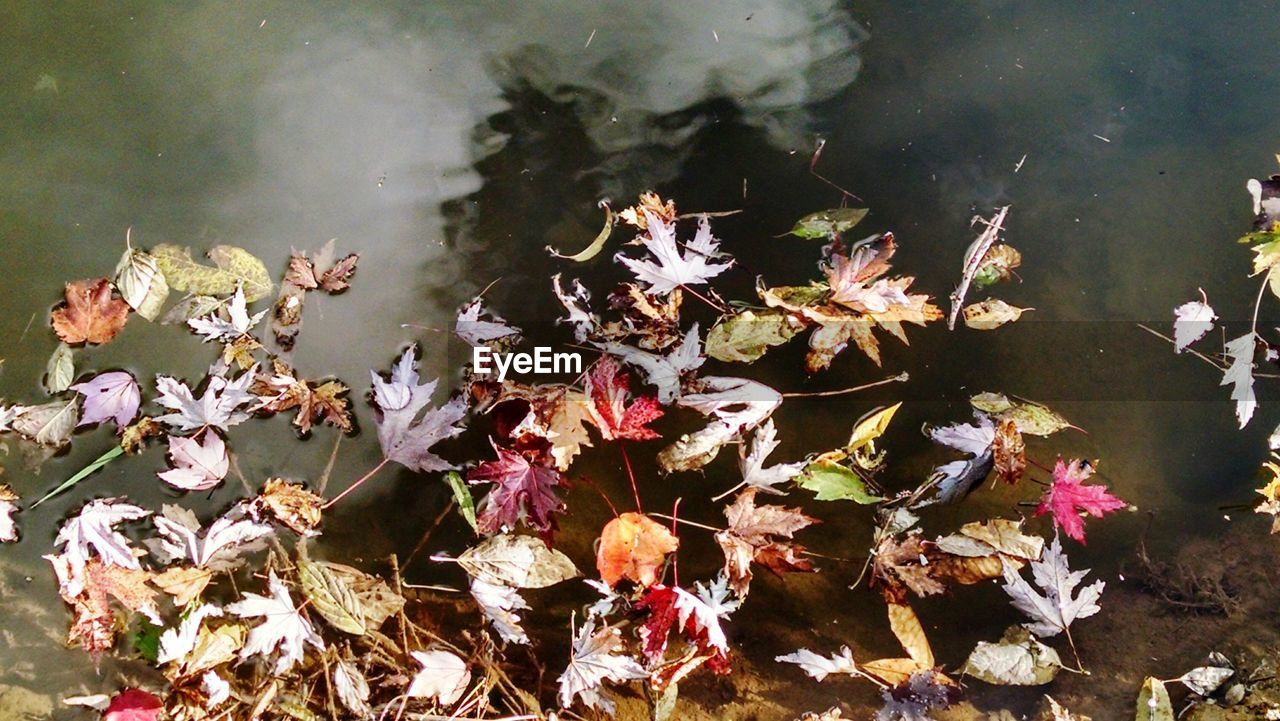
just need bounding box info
[2,1,1280,717]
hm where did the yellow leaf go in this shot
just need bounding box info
[861,657,920,686]
[962,299,1031,330]
[887,601,933,669]
[846,402,902,454]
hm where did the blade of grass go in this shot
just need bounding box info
[31,444,125,507]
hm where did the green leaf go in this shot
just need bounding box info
[1136,677,1174,721]
[298,559,367,635]
[1238,229,1280,245]
[706,310,799,363]
[32,444,125,507]
[969,393,1070,436]
[114,244,170,321]
[131,622,163,663]
[43,343,74,394]
[788,208,869,239]
[445,471,477,530]
[153,243,272,301]
[796,461,883,503]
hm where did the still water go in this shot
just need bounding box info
[2,1,1280,717]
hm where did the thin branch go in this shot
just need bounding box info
[782,372,909,398]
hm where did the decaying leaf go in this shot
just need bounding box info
[44,342,75,394]
[557,620,648,713]
[962,299,1031,330]
[371,346,468,473]
[962,626,1062,685]
[0,485,18,543]
[114,242,170,321]
[51,278,131,345]
[11,398,79,446]
[153,243,273,302]
[457,533,579,589]
[716,489,817,596]
[1222,332,1258,428]
[657,376,781,472]
[596,512,679,589]
[969,393,1071,436]
[787,208,868,239]
[298,558,366,635]
[872,534,945,602]
[706,310,800,363]
[991,418,1026,484]
[254,478,323,536]
[1136,677,1174,721]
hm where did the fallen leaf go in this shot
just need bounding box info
[298,558,366,635]
[584,355,663,441]
[154,369,259,432]
[152,502,273,571]
[102,689,163,721]
[1222,332,1258,428]
[797,461,883,503]
[11,398,79,446]
[547,202,613,262]
[371,346,468,473]
[71,371,140,430]
[0,485,18,542]
[787,208,868,239]
[706,310,800,363]
[1002,535,1103,638]
[51,278,130,345]
[469,577,529,644]
[153,243,273,301]
[114,243,170,321]
[1173,295,1216,352]
[738,419,806,494]
[602,323,704,404]
[872,534,945,601]
[991,418,1026,484]
[333,658,371,717]
[227,570,324,674]
[1136,677,1174,721]
[962,626,1061,685]
[596,512,679,588]
[467,442,567,535]
[716,489,817,596]
[776,646,859,681]
[558,620,648,712]
[886,601,933,669]
[616,210,732,295]
[407,649,471,706]
[962,299,1031,330]
[657,376,782,472]
[255,478,323,536]
[44,342,75,394]
[457,533,579,588]
[157,432,228,491]
[1035,458,1125,543]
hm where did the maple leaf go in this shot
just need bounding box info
[716,488,817,596]
[187,284,266,342]
[157,432,228,491]
[738,419,806,494]
[929,416,995,455]
[551,274,598,343]
[154,368,260,432]
[657,376,783,473]
[600,323,705,403]
[1222,332,1258,428]
[1034,458,1125,543]
[253,478,323,536]
[467,441,567,535]
[872,533,946,603]
[52,498,149,596]
[583,355,663,441]
[1173,294,1216,352]
[254,360,353,433]
[596,512,680,589]
[51,278,130,345]
[557,620,648,712]
[151,502,273,570]
[227,570,324,674]
[1001,535,1104,638]
[776,646,859,681]
[876,670,958,721]
[371,346,468,472]
[615,210,732,295]
[496,383,594,471]
[638,580,734,665]
[102,689,163,721]
[469,577,530,644]
[71,371,141,429]
[456,296,522,347]
[406,649,471,706]
[285,242,360,292]
[47,555,161,655]
[0,485,19,543]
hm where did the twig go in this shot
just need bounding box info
[782,372,909,398]
[403,498,457,566]
[1139,323,1280,379]
[314,433,343,495]
[650,513,721,533]
[948,206,1010,330]
[809,139,864,203]
[322,457,390,509]
[619,442,643,513]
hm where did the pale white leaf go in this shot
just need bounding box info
[776,646,858,682]
[1221,332,1258,428]
[455,297,520,347]
[738,419,805,494]
[228,570,324,674]
[615,211,731,295]
[152,502,273,570]
[557,620,648,712]
[333,658,371,716]
[406,649,471,706]
[158,433,229,491]
[1001,535,1103,639]
[52,498,149,596]
[158,604,224,665]
[601,323,705,403]
[155,368,260,432]
[469,577,529,645]
[1173,297,1215,353]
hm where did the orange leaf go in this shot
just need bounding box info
[886,602,933,669]
[595,512,679,588]
[51,278,130,345]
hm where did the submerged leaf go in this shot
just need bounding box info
[298,559,366,635]
[153,243,273,301]
[1002,535,1104,638]
[1135,677,1174,721]
[787,208,869,239]
[457,533,579,589]
[962,626,1061,685]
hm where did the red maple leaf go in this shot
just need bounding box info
[1035,458,1126,543]
[635,585,680,663]
[103,689,163,721]
[584,355,663,441]
[467,440,566,535]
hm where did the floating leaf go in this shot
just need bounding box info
[796,461,883,503]
[153,243,272,302]
[457,533,579,589]
[12,399,78,446]
[444,471,477,530]
[51,278,130,345]
[962,626,1061,685]
[962,299,1031,330]
[547,203,613,262]
[298,559,366,635]
[706,310,799,363]
[787,208,869,239]
[1136,677,1174,721]
[114,244,170,321]
[44,343,74,394]
[595,513,679,589]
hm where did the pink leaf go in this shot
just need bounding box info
[1035,458,1126,543]
[72,371,140,429]
[584,356,663,441]
[158,432,228,491]
[102,689,162,721]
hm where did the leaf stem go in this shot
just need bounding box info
[619,442,643,513]
[322,457,390,509]
[781,372,909,398]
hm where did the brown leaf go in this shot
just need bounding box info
[254,361,352,434]
[887,601,933,669]
[872,534,945,602]
[255,478,322,535]
[151,566,214,606]
[595,512,679,588]
[926,553,1013,586]
[51,278,130,345]
[121,417,165,454]
[991,418,1026,484]
[715,489,817,596]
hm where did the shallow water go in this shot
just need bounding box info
[2,1,1280,717]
